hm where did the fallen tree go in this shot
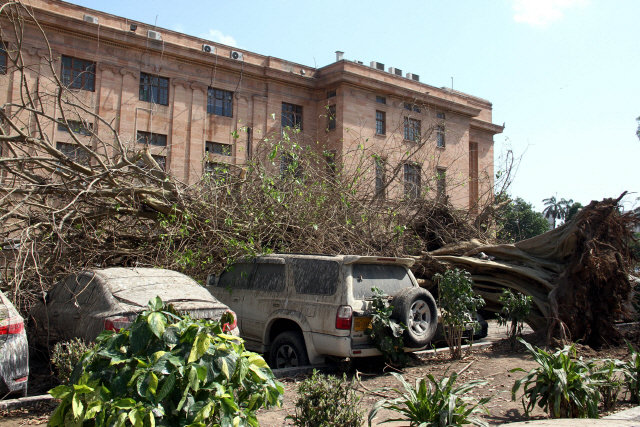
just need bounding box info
[416,193,639,348]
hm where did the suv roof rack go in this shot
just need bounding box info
[272,252,337,257]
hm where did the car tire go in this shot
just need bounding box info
[269,331,310,369]
[391,287,438,348]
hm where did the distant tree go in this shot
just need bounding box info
[542,196,573,228]
[496,197,550,243]
[565,202,583,222]
[636,116,640,141]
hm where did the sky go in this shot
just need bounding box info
[63,0,640,212]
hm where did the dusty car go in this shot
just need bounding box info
[29,267,238,349]
[0,291,29,396]
[207,254,438,369]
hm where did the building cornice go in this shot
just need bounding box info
[470,118,504,135]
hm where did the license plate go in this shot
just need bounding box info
[353,316,372,331]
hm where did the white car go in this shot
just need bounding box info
[0,291,28,396]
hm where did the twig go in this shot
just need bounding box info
[457,360,474,375]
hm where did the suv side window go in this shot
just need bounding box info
[292,259,339,295]
[252,264,286,292]
[218,263,254,289]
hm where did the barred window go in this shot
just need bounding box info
[327,105,336,130]
[57,120,93,136]
[375,111,385,135]
[139,73,169,105]
[206,141,232,156]
[137,131,167,147]
[205,162,229,183]
[376,96,386,104]
[404,117,421,142]
[374,157,386,199]
[437,167,447,197]
[325,150,336,179]
[207,88,233,117]
[0,41,7,75]
[327,90,336,99]
[61,56,95,91]
[56,142,90,165]
[404,163,421,199]
[281,103,303,129]
[437,125,445,148]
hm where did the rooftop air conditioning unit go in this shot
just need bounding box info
[230,51,244,61]
[202,44,215,54]
[353,60,364,65]
[83,14,99,24]
[370,61,385,71]
[147,30,162,41]
[388,67,402,76]
[406,73,420,82]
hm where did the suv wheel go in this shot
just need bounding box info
[270,331,310,369]
[391,287,438,348]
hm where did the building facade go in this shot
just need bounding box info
[0,0,503,211]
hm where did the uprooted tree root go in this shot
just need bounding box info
[420,193,638,349]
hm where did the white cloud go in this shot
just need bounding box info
[200,29,237,48]
[512,0,589,27]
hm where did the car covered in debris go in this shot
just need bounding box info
[0,291,29,396]
[207,254,438,369]
[29,267,238,349]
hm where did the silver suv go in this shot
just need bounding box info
[207,254,438,369]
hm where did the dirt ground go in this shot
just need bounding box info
[1,321,638,427]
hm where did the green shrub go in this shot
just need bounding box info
[621,340,640,403]
[48,297,284,427]
[368,371,490,427]
[511,338,600,418]
[364,287,407,368]
[433,269,485,359]
[51,338,92,384]
[590,358,623,411]
[287,370,363,427]
[497,288,532,349]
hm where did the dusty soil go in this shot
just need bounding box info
[1,322,638,427]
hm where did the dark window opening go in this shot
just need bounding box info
[206,141,232,156]
[292,259,339,295]
[207,88,233,117]
[325,150,337,179]
[404,102,420,113]
[57,120,93,136]
[437,112,445,120]
[280,153,302,179]
[137,131,167,147]
[281,102,303,129]
[56,141,90,166]
[218,263,253,289]
[375,111,385,135]
[252,264,286,292]
[205,162,229,182]
[139,73,169,105]
[61,56,95,91]
[376,96,386,104]
[327,90,336,99]
[0,41,7,75]
[404,117,421,142]
[327,105,336,130]
[436,125,445,147]
[404,163,421,199]
[437,167,447,197]
[374,157,386,199]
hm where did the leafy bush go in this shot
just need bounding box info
[48,297,283,427]
[364,287,407,368]
[287,370,363,427]
[621,340,640,403]
[51,338,92,384]
[368,371,490,427]
[497,289,532,349]
[433,269,485,359]
[590,358,623,411]
[511,338,600,418]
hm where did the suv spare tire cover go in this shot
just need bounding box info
[391,287,438,348]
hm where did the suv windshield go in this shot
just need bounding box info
[351,264,413,299]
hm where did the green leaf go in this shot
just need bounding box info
[148,296,163,311]
[112,398,137,409]
[148,312,167,338]
[129,319,154,353]
[189,333,211,363]
[72,384,94,394]
[72,393,84,419]
[156,371,176,403]
[84,401,102,420]
[129,408,144,427]
[49,385,72,400]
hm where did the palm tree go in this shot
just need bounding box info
[542,196,561,228]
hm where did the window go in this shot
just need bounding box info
[327,105,336,130]
[139,73,169,105]
[436,125,445,148]
[375,111,385,135]
[137,131,167,147]
[292,259,339,295]
[0,41,7,75]
[205,141,232,156]
[436,167,447,197]
[404,163,421,199]
[404,117,421,142]
[61,56,95,91]
[351,264,413,299]
[469,142,479,214]
[205,162,230,183]
[281,102,303,129]
[325,150,336,179]
[374,157,386,199]
[327,90,336,99]
[218,263,253,290]
[437,112,446,120]
[207,88,233,117]
[56,142,89,165]
[404,103,421,113]
[376,96,386,104]
[57,120,93,136]
[252,264,286,292]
